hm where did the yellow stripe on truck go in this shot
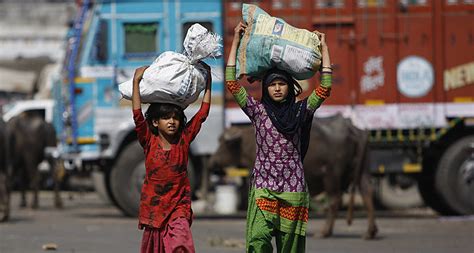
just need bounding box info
[66,137,96,145]
[74,77,95,83]
[226,167,249,177]
[403,163,422,173]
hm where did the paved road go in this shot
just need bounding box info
[1,192,473,253]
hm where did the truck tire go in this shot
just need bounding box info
[110,141,144,217]
[435,136,474,215]
[417,166,455,215]
[110,141,197,217]
[376,175,424,209]
[92,170,112,204]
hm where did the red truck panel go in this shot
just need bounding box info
[223,0,474,128]
[442,6,474,103]
[354,5,399,105]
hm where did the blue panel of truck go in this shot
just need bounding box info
[59,0,224,158]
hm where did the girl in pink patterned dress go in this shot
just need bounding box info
[226,22,333,253]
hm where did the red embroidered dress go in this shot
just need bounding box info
[133,102,210,229]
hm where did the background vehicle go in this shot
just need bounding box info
[52,0,224,216]
[23,0,473,216]
[223,0,474,215]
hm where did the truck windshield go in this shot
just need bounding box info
[124,22,158,58]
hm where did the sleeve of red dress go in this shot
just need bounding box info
[184,101,210,142]
[133,109,149,148]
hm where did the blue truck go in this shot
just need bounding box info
[51,0,224,216]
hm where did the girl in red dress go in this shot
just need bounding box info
[131,64,212,253]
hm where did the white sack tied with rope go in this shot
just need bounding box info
[119,23,222,108]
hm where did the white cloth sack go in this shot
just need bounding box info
[119,23,222,108]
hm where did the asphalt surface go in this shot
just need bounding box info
[1,191,473,253]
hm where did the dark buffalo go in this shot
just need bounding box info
[0,118,8,221]
[209,114,378,239]
[6,112,63,211]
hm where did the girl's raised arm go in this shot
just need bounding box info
[318,31,332,74]
[226,22,249,108]
[131,66,150,147]
[183,61,212,142]
[132,66,148,110]
[227,22,246,67]
[201,62,212,104]
[306,31,332,112]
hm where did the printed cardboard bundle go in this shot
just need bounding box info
[237,4,321,80]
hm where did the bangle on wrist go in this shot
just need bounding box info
[322,66,332,70]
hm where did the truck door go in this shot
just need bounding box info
[396,1,438,129]
[71,78,96,152]
[312,0,358,111]
[441,1,474,108]
[352,1,399,129]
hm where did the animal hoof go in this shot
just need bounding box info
[0,212,9,222]
[55,201,63,209]
[321,230,332,238]
[364,226,378,240]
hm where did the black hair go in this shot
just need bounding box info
[261,68,303,101]
[145,103,187,136]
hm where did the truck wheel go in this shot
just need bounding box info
[110,141,197,217]
[435,136,474,215]
[417,150,457,216]
[110,141,144,217]
[92,170,112,204]
[376,175,424,209]
[417,167,457,215]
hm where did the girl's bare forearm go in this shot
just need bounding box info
[202,78,212,104]
[132,79,141,110]
[227,39,239,67]
[321,46,331,68]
